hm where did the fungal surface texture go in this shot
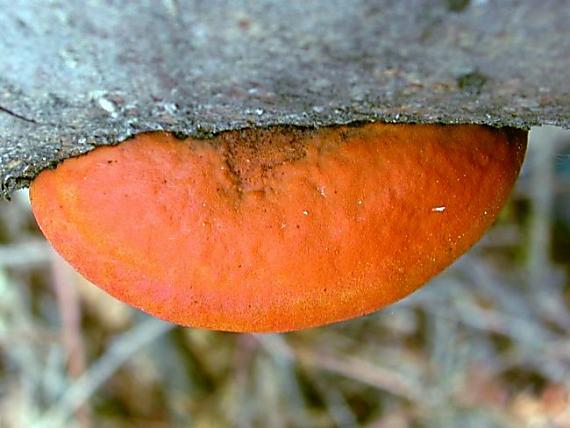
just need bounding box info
[30,124,527,332]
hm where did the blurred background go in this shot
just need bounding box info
[0,126,568,428]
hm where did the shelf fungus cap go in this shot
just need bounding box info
[29,124,527,332]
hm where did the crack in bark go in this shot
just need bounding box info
[0,105,40,124]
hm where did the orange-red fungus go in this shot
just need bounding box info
[30,124,527,332]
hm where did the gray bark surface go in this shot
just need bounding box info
[0,0,568,198]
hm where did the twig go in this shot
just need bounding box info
[50,252,90,428]
[254,334,310,426]
[232,334,257,428]
[0,240,52,268]
[528,127,555,288]
[309,373,358,428]
[34,318,174,428]
[292,345,423,402]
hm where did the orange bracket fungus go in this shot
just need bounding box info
[29,124,527,332]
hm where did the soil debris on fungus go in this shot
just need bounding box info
[29,123,527,332]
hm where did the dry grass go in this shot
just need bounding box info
[0,127,568,428]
